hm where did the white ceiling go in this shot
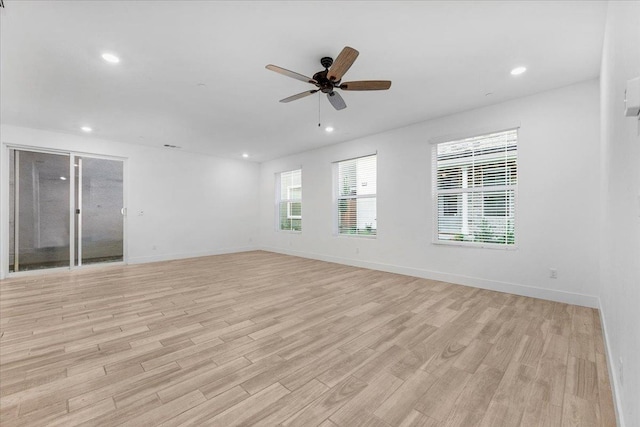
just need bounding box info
[1,1,607,162]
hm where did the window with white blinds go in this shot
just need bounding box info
[433,129,517,246]
[337,154,377,236]
[277,169,302,232]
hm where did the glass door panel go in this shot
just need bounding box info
[77,157,124,265]
[9,150,71,272]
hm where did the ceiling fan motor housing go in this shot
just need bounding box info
[312,69,339,93]
[320,57,333,69]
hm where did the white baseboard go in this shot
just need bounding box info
[598,300,626,427]
[128,246,259,265]
[259,246,600,308]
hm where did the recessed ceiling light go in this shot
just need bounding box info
[242,153,249,158]
[81,126,92,132]
[510,66,527,76]
[325,126,334,133]
[101,53,120,64]
[60,176,67,181]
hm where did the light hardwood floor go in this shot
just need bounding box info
[0,251,616,426]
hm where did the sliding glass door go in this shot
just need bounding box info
[9,150,71,272]
[76,157,124,266]
[8,148,124,273]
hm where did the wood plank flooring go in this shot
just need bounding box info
[0,251,616,426]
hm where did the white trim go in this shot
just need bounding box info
[331,151,377,164]
[598,299,626,427]
[334,233,377,240]
[432,240,519,250]
[274,165,303,175]
[428,123,521,145]
[259,246,600,308]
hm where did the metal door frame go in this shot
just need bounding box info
[2,144,127,277]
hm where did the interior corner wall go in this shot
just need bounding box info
[258,79,601,308]
[599,1,640,426]
[0,124,260,278]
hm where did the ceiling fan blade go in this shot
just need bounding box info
[279,90,318,103]
[327,46,359,82]
[327,91,347,110]
[340,80,392,91]
[266,64,317,84]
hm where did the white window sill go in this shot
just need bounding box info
[432,240,518,250]
[336,233,377,239]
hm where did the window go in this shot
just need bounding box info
[337,154,377,236]
[277,169,302,231]
[442,194,461,217]
[433,129,517,246]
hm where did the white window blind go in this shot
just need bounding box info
[337,154,377,236]
[277,169,302,231]
[433,129,517,246]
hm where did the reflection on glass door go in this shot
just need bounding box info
[8,149,124,273]
[9,150,71,272]
[75,157,124,265]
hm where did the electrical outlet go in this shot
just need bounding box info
[355,247,360,254]
[549,268,558,279]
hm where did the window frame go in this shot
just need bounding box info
[276,168,302,233]
[431,128,518,249]
[286,185,302,220]
[334,153,377,238]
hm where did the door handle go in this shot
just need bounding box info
[121,208,127,216]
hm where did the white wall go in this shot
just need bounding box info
[599,2,640,426]
[0,124,260,278]
[259,79,601,307]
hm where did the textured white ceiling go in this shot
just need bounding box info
[0,1,607,162]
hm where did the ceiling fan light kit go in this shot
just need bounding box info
[266,46,392,111]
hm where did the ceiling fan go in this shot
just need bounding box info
[266,46,391,111]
